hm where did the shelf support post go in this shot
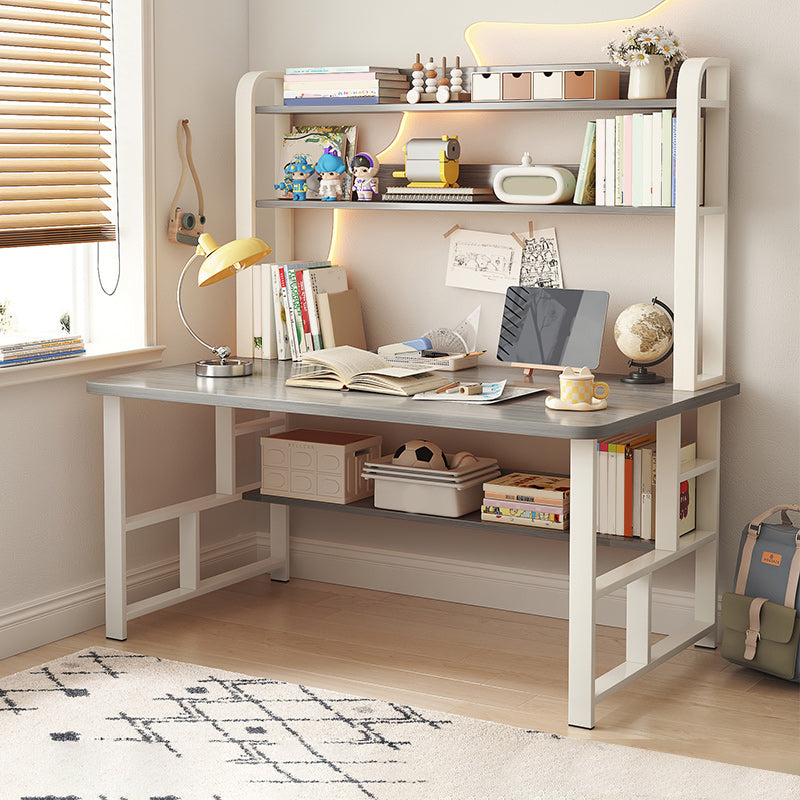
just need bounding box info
[655,414,681,552]
[568,437,598,729]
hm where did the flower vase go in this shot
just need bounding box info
[627,55,674,100]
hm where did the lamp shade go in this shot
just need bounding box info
[196,233,271,287]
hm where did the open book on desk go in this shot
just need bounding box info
[285,346,452,396]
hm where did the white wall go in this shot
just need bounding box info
[0,0,262,657]
[247,0,800,608]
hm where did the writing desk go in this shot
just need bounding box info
[87,360,738,728]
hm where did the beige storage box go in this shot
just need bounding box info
[261,428,382,504]
[532,70,563,99]
[471,71,501,101]
[563,69,619,100]
[502,71,532,100]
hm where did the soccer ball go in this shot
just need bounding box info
[392,439,449,470]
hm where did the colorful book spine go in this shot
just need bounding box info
[295,269,314,351]
[286,269,305,354]
[595,118,606,206]
[283,96,403,106]
[284,71,404,82]
[278,267,299,361]
[661,110,673,206]
[0,348,85,367]
[671,116,677,206]
[284,87,407,99]
[480,509,568,530]
[652,111,663,206]
[285,66,401,75]
[573,121,596,205]
[271,265,288,360]
[482,498,569,515]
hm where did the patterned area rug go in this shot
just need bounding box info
[0,647,797,800]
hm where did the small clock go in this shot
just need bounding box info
[493,153,576,204]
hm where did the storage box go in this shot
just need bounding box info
[532,71,563,99]
[261,428,382,504]
[502,71,531,100]
[471,71,501,101]
[363,454,501,517]
[563,69,619,100]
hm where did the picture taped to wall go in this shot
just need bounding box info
[445,229,522,294]
[520,228,563,289]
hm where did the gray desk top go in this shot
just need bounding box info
[87,361,739,440]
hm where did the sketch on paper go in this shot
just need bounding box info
[445,229,522,294]
[520,228,563,288]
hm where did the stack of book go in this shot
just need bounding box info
[253,262,364,361]
[0,332,85,368]
[596,433,696,539]
[573,111,688,207]
[481,472,570,530]
[283,66,410,106]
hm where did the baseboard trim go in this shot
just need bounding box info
[0,534,263,660]
[272,534,699,634]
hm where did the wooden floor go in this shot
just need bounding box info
[2,576,798,775]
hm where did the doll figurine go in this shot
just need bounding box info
[315,146,346,201]
[351,152,380,201]
[275,155,316,201]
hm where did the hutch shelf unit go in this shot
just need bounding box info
[87,58,733,733]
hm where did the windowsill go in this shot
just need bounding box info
[0,344,166,389]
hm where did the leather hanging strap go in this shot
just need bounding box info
[169,119,204,218]
[743,597,768,660]
[736,505,800,594]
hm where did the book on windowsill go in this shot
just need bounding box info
[0,332,85,365]
[285,345,451,396]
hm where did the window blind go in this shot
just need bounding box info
[0,0,114,247]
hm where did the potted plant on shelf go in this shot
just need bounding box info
[603,26,687,100]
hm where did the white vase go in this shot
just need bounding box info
[627,55,674,100]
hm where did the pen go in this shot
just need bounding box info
[463,350,486,358]
[435,381,459,394]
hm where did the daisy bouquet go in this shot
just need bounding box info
[603,26,687,67]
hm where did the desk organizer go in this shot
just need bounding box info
[261,428,382,504]
[362,454,500,517]
[469,64,620,102]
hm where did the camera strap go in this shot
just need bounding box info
[170,119,204,220]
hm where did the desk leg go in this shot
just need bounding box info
[568,438,597,729]
[270,504,290,581]
[103,395,127,640]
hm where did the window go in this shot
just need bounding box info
[0,0,155,364]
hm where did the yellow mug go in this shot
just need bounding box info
[559,367,610,405]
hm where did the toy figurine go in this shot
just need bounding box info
[351,152,380,201]
[315,146,346,201]
[275,155,316,201]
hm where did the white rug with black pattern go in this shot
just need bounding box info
[0,647,796,800]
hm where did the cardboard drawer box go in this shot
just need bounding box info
[471,71,501,101]
[261,428,382,504]
[532,70,563,99]
[563,69,619,100]
[502,71,531,100]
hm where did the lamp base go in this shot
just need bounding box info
[196,358,253,377]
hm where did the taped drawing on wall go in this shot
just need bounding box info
[520,227,563,288]
[445,229,522,293]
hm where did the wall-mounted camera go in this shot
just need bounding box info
[168,205,206,246]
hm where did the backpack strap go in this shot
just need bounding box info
[743,597,768,660]
[785,530,800,608]
[736,505,800,595]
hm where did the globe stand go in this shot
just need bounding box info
[621,364,666,384]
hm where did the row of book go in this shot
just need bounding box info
[481,472,570,531]
[283,65,409,106]
[252,262,363,361]
[573,111,688,207]
[0,332,85,368]
[597,433,696,539]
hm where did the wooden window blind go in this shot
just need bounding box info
[0,0,114,247]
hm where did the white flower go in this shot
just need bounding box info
[628,50,651,65]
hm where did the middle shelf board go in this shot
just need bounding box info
[243,489,656,552]
[256,199,679,214]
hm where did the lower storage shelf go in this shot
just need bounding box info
[242,489,655,551]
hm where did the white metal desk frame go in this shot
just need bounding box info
[99,377,723,731]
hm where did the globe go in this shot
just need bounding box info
[614,302,673,364]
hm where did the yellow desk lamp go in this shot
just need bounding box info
[177,232,271,377]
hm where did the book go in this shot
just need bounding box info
[284,71,405,82]
[640,441,655,540]
[641,114,653,207]
[671,116,677,206]
[482,498,568,515]
[0,348,85,367]
[295,269,314,352]
[605,117,616,207]
[283,88,408,100]
[679,442,697,535]
[652,111,663,206]
[614,115,623,205]
[283,96,404,106]
[278,262,331,359]
[595,118,606,205]
[252,265,262,355]
[286,268,305,354]
[284,79,410,93]
[482,473,570,502]
[631,113,643,207]
[270,265,288,360]
[284,346,451,396]
[480,508,568,530]
[0,333,84,357]
[305,266,348,351]
[622,114,633,206]
[573,121,596,205]
[285,66,402,75]
[661,109,673,206]
[381,186,495,202]
[317,288,367,350]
